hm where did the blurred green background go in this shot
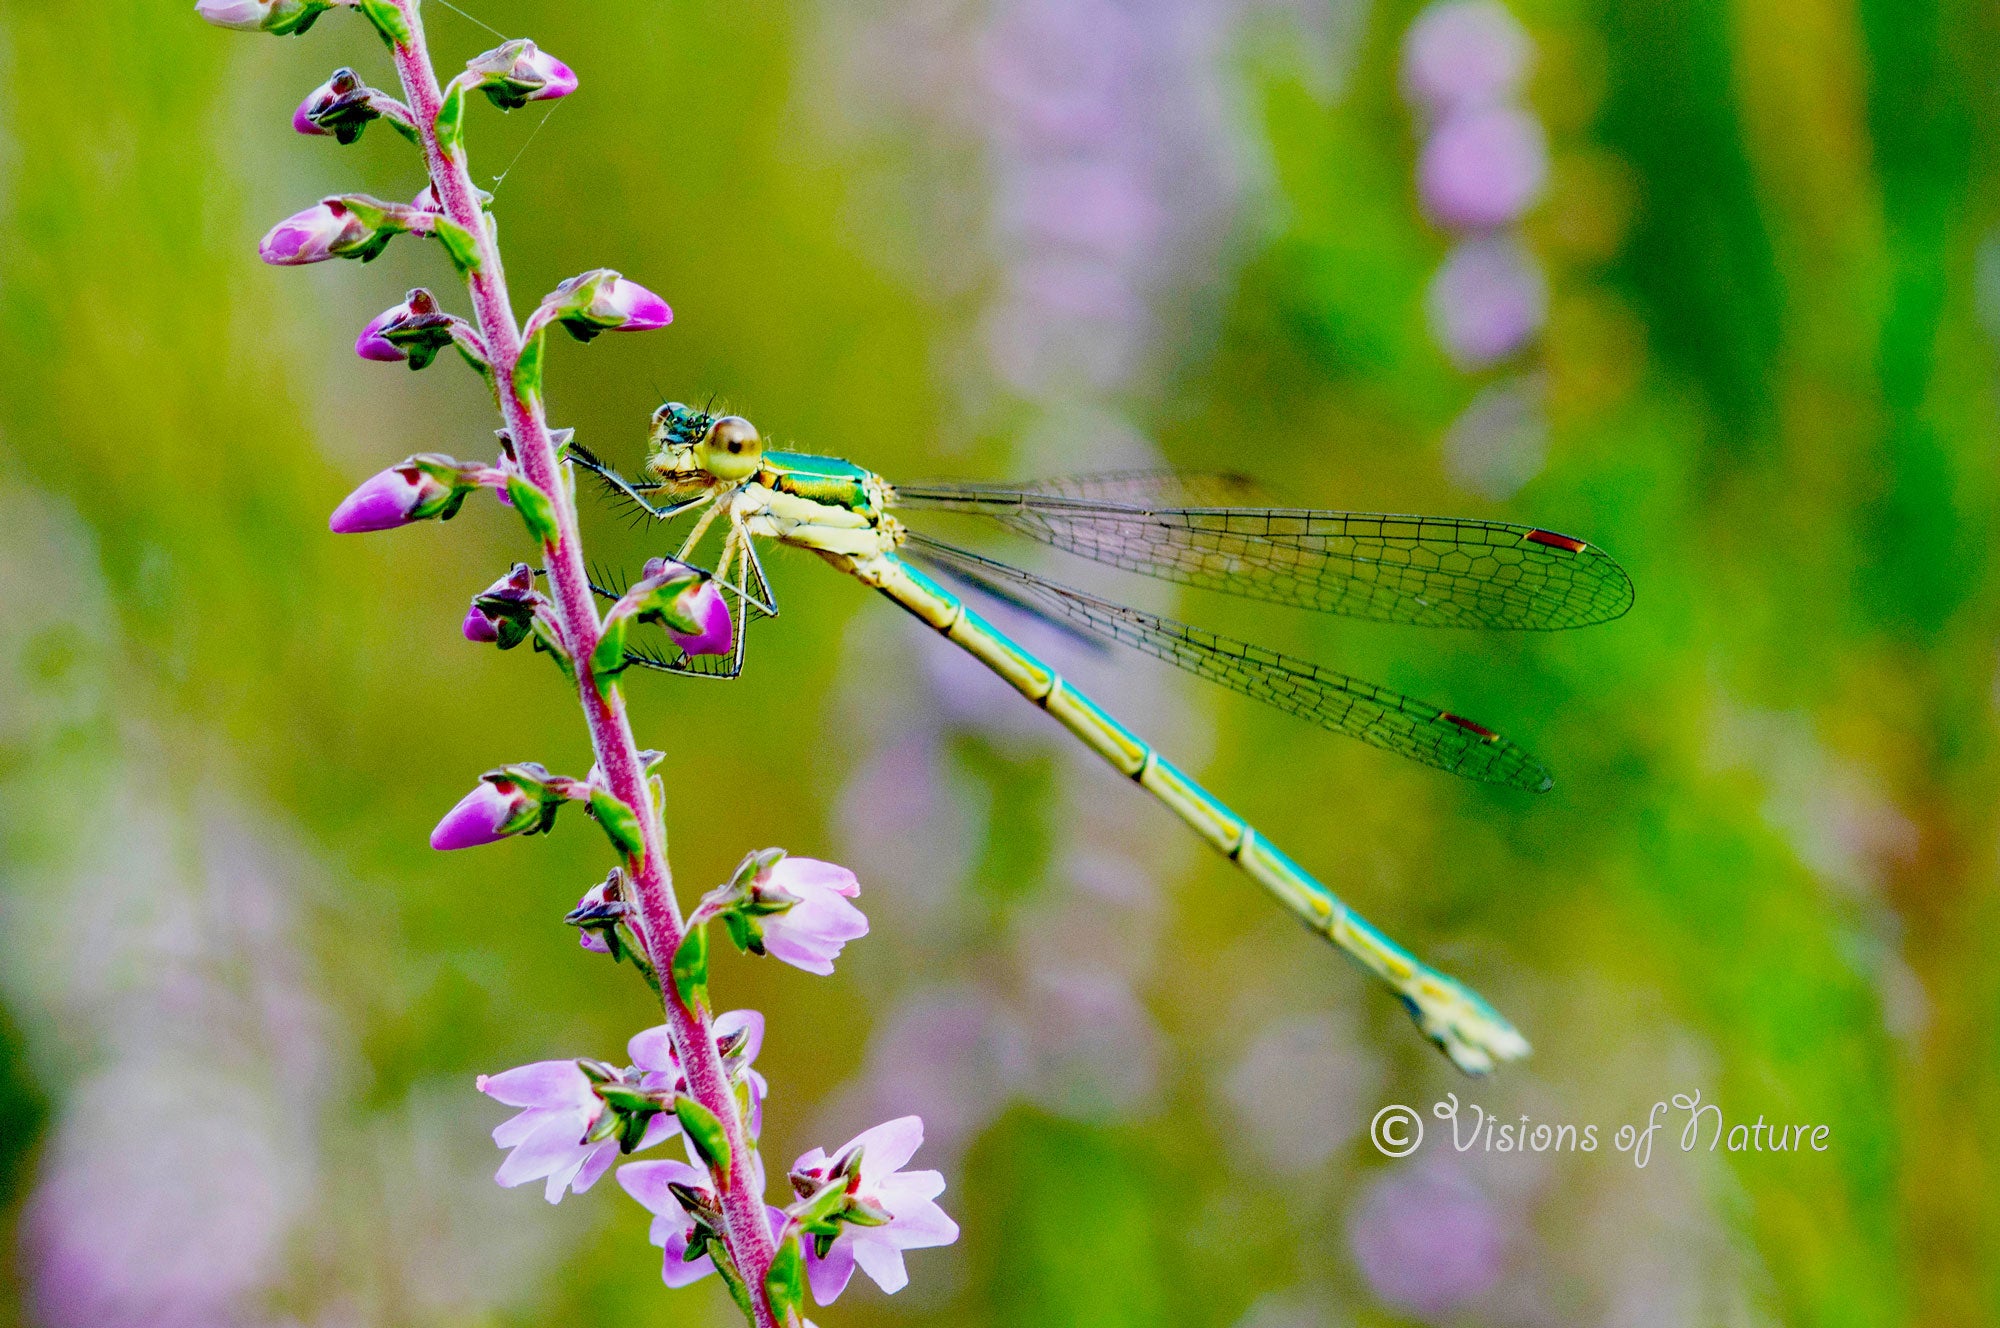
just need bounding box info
[0,0,1994,1324]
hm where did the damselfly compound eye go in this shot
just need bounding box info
[700,415,763,481]
[710,416,759,454]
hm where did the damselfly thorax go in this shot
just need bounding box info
[565,400,1637,1075]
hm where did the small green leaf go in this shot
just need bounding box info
[432,215,484,276]
[505,475,560,546]
[788,1179,849,1233]
[672,924,710,1009]
[720,909,757,955]
[588,787,646,861]
[591,612,630,679]
[764,1232,805,1320]
[674,1094,733,1183]
[434,79,467,152]
[515,329,545,406]
[355,0,410,45]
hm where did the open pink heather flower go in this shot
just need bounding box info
[329,461,449,533]
[477,1056,678,1204]
[628,1010,769,1133]
[617,1158,787,1288]
[671,581,732,656]
[792,1116,957,1302]
[757,858,868,976]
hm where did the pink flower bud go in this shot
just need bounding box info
[197,0,272,27]
[355,289,459,369]
[294,68,384,144]
[431,777,537,850]
[591,276,673,330]
[540,270,673,341]
[670,582,732,657]
[462,562,542,648]
[196,0,328,36]
[466,39,579,111]
[259,199,389,266]
[329,462,450,533]
[462,603,502,642]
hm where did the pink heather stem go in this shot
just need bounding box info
[382,6,781,1322]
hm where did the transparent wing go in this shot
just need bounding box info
[942,469,1274,507]
[893,481,1633,631]
[903,535,1553,791]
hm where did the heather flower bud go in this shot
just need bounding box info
[356,288,461,369]
[294,68,391,144]
[539,269,673,342]
[669,581,732,657]
[430,763,572,850]
[566,869,633,956]
[464,562,543,648]
[195,0,331,35]
[259,196,409,266]
[465,39,579,111]
[328,454,483,532]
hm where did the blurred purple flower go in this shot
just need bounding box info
[1401,0,1532,116]
[1426,234,1546,368]
[476,1059,676,1204]
[1348,1162,1506,1317]
[670,580,732,657]
[792,1115,958,1302]
[756,857,868,976]
[1418,104,1547,231]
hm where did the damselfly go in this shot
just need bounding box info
[568,404,1633,1073]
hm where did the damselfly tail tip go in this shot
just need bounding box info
[1399,978,1531,1076]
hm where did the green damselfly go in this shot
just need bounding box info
[569,403,1633,1074]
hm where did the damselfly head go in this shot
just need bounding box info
[643,403,764,485]
[644,400,710,479]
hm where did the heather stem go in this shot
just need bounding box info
[379,4,781,1321]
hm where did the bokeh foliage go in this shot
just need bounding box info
[0,0,1996,1325]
